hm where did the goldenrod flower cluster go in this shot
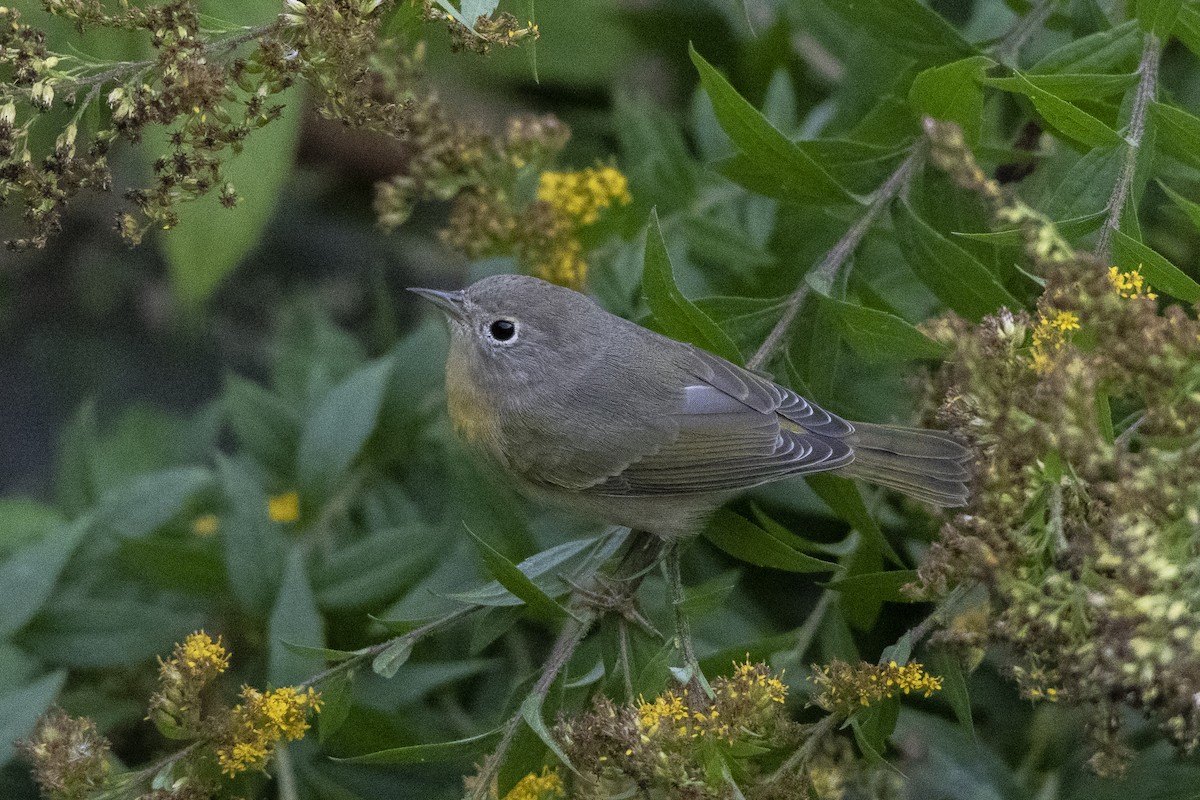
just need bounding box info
[537,167,632,226]
[557,661,793,798]
[920,252,1200,776]
[1029,309,1080,373]
[149,631,230,738]
[19,708,112,800]
[501,767,565,800]
[810,660,943,717]
[1107,266,1158,300]
[216,686,323,775]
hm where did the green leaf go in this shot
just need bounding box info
[928,649,974,738]
[642,209,744,364]
[804,474,901,567]
[217,456,286,614]
[280,641,360,662]
[991,72,1122,149]
[296,355,395,502]
[117,536,227,595]
[334,727,502,764]
[1029,19,1140,75]
[270,547,325,686]
[157,83,303,305]
[1040,146,1124,220]
[1110,230,1200,302]
[1151,101,1200,171]
[54,400,99,516]
[520,693,575,772]
[689,45,855,205]
[895,709,1026,799]
[1137,0,1184,38]
[825,570,921,602]
[909,57,993,145]
[814,0,977,67]
[951,211,1106,245]
[1096,392,1115,446]
[95,467,214,538]
[982,71,1138,100]
[893,202,1021,321]
[1177,5,1200,58]
[0,499,64,554]
[463,526,572,619]
[0,671,66,766]
[1158,181,1200,234]
[702,508,836,573]
[316,525,444,610]
[318,671,354,744]
[21,597,201,668]
[0,518,90,638]
[850,702,896,764]
[447,531,628,608]
[372,638,413,679]
[809,291,948,362]
[224,376,302,474]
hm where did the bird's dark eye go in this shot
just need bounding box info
[489,319,517,341]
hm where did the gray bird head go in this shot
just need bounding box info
[409,274,604,394]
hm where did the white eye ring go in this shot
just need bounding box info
[487,318,518,343]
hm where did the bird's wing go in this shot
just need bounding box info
[592,345,854,496]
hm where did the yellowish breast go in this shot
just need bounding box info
[445,352,502,450]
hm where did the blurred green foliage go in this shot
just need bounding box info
[3,0,1200,799]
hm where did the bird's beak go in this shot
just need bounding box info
[408,287,467,322]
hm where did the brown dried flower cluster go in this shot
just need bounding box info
[918,254,1200,775]
[1,0,536,249]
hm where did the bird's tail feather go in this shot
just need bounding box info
[837,422,971,507]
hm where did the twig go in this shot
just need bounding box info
[748,145,924,372]
[1096,32,1162,260]
[466,534,665,800]
[665,542,712,695]
[768,713,840,782]
[992,0,1055,66]
[881,581,975,665]
[296,606,475,691]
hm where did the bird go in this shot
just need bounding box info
[410,274,970,540]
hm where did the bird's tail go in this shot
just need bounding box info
[836,422,971,507]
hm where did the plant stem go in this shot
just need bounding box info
[1096,32,1162,260]
[466,533,665,800]
[993,0,1055,66]
[666,541,711,695]
[748,144,924,372]
[768,713,840,782]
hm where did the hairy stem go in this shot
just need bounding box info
[1096,32,1162,260]
[748,144,924,372]
[993,0,1055,66]
[768,713,840,783]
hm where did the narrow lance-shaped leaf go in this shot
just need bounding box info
[1137,0,1184,38]
[1151,101,1200,171]
[1157,180,1200,234]
[893,202,1021,321]
[804,474,902,567]
[296,354,395,502]
[814,0,977,67]
[989,71,1123,149]
[807,287,948,363]
[689,45,856,206]
[702,509,836,573]
[642,208,744,364]
[334,727,502,764]
[909,57,993,145]
[269,547,325,686]
[463,526,573,619]
[1110,230,1200,302]
[0,518,91,639]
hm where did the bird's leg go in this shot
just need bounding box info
[666,541,712,697]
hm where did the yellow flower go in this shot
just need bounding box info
[1108,265,1157,300]
[502,766,565,800]
[536,165,632,226]
[180,631,230,676]
[191,513,219,536]
[1029,309,1081,373]
[217,686,322,776]
[811,659,943,716]
[268,491,300,523]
